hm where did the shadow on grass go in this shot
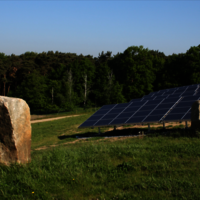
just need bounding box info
[146,127,200,138]
[57,127,200,140]
[57,128,148,140]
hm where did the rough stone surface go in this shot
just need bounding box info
[191,100,200,130]
[0,96,31,166]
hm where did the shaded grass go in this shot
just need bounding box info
[0,115,200,199]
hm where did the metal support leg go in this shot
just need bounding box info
[148,124,150,132]
[114,126,116,131]
[185,121,188,129]
[98,127,101,134]
[163,122,165,129]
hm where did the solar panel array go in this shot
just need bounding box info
[79,84,200,128]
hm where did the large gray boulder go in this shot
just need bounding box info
[0,96,31,166]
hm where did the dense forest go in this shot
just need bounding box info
[0,45,200,114]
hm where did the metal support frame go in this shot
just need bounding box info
[114,126,116,131]
[185,121,188,129]
[163,122,165,129]
[98,127,101,134]
[148,124,150,132]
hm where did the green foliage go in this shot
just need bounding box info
[15,70,50,112]
[185,45,200,84]
[0,44,200,113]
[110,45,156,100]
[109,81,126,104]
[70,57,95,107]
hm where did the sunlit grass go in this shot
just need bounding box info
[0,115,200,200]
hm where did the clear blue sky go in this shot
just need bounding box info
[1,0,200,58]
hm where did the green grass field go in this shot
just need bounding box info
[0,113,200,200]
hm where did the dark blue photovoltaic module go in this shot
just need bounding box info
[78,84,200,128]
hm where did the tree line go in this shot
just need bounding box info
[0,45,200,114]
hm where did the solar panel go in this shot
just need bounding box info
[182,111,191,120]
[133,110,154,117]
[156,102,177,110]
[115,103,130,108]
[163,97,181,103]
[101,104,116,110]
[168,94,182,98]
[163,113,186,121]
[141,97,154,101]
[95,119,113,126]
[109,118,130,125]
[94,109,111,115]
[174,89,186,93]
[153,97,167,101]
[124,99,166,124]
[142,97,182,123]
[185,87,198,91]
[152,87,199,100]
[117,112,137,118]
[79,84,200,129]
[129,98,143,102]
[149,108,170,116]
[88,115,105,121]
[164,91,175,95]
[88,101,137,127]
[101,113,120,120]
[110,101,148,124]
[125,116,146,124]
[195,91,200,95]
[182,91,195,96]
[79,120,96,128]
[182,96,200,101]
[153,94,169,99]
[79,104,118,128]
[124,106,142,112]
[167,107,190,114]
[130,101,147,107]
[143,115,165,123]
[163,95,200,122]
[109,108,127,114]
[108,101,148,125]
[121,97,182,125]
[135,104,157,111]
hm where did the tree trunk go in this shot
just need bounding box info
[68,69,73,104]
[3,74,6,96]
[106,71,113,103]
[52,87,54,104]
[83,74,87,107]
[3,82,5,96]
[7,84,10,96]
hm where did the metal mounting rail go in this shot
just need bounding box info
[159,97,183,122]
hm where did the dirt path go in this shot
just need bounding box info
[31,115,81,124]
